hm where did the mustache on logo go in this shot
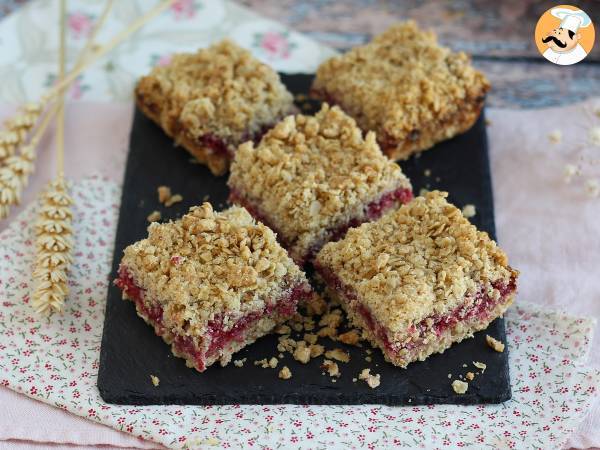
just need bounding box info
[542,35,567,48]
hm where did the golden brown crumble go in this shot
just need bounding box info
[322,359,340,377]
[228,104,411,262]
[120,203,309,337]
[279,366,292,380]
[316,191,516,333]
[309,344,325,358]
[312,22,490,160]
[233,358,247,368]
[461,204,476,218]
[319,309,343,329]
[359,368,380,388]
[304,333,318,345]
[486,335,505,353]
[275,324,291,335]
[325,348,350,363]
[135,40,294,175]
[465,371,475,381]
[317,326,337,339]
[473,361,487,372]
[337,329,361,346]
[150,374,160,387]
[147,210,161,223]
[452,379,468,394]
[158,186,172,204]
[293,341,311,364]
[165,194,183,207]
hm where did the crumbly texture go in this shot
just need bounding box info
[229,104,412,263]
[118,203,310,371]
[158,186,172,204]
[147,210,161,223]
[279,366,292,380]
[136,40,294,175]
[316,191,516,333]
[325,348,350,363]
[452,379,469,394]
[150,375,160,387]
[233,358,247,368]
[462,204,476,218]
[486,335,505,352]
[165,194,183,207]
[465,371,475,381]
[322,359,340,377]
[359,368,381,388]
[337,329,361,346]
[473,361,487,371]
[311,22,490,160]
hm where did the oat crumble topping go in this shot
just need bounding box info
[150,374,160,387]
[358,368,381,389]
[279,366,292,380]
[486,335,505,353]
[461,204,476,218]
[147,210,161,223]
[120,203,308,335]
[312,22,490,159]
[452,379,468,394]
[322,359,341,377]
[233,358,247,368]
[292,341,311,364]
[337,329,361,346]
[157,186,172,204]
[465,371,475,381]
[136,39,293,149]
[229,103,411,262]
[325,348,350,363]
[165,193,183,207]
[316,191,515,332]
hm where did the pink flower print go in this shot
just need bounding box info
[68,12,93,39]
[254,31,296,60]
[171,0,198,20]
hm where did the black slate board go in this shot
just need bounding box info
[98,74,510,406]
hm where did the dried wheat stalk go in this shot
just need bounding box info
[32,176,74,314]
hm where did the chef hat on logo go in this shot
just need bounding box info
[551,7,592,33]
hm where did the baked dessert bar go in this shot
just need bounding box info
[311,22,490,160]
[314,191,518,368]
[228,104,413,265]
[135,39,295,175]
[115,203,312,372]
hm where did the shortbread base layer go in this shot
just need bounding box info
[116,267,311,372]
[311,89,485,161]
[135,94,292,176]
[316,264,516,368]
[228,185,413,265]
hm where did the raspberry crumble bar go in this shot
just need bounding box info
[228,104,413,264]
[314,191,518,368]
[115,203,312,372]
[135,40,295,175]
[311,22,490,160]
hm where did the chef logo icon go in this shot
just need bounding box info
[535,5,595,65]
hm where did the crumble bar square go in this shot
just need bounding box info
[314,191,517,368]
[135,39,295,176]
[311,22,490,160]
[228,104,413,265]
[115,203,312,372]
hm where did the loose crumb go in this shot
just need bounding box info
[309,344,325,358]
[279,366,292,380]
[304,333,318,345]
[325,348,350,363]
[322,359,341,377]
[461,204,476,218]
[268,357,278,368]
[358,368,381,389]
[465,371,475,381]
[447,373,452,379]
[473,361,487,372]
[305,292,328,316]
[277,336,297,353]
[317,326,337,338]
[254,358,270,368]
[452,379,468,394]
[293,342,311,364]
[146,210,161,223]
[486,335,505,353]
[275,324,291,335]
[319,309,343,328]
[157,185,172,204]
[165,193,183,207]
[150,374,160,387]
[548,130,562,144]
[337,329,361,346]
[352,377,357,382]
[233,358,247,368]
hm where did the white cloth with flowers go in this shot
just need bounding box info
[0,176,596,450]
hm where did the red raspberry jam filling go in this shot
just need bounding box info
[315,263,516,357]
[115,267,309,371]
[229,186,413,265]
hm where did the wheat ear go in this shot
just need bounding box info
[32,0,72,315]
[0,0,115,219]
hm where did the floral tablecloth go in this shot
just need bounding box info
[0,0,599,449]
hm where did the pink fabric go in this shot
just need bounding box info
[0,100,598,449]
